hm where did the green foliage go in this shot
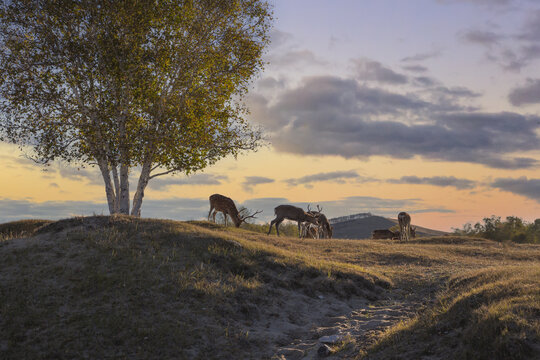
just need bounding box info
[453,216,540,243]
[0,0,273,214]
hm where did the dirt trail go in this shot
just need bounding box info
[273,289,424,359]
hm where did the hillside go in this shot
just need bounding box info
[1,216,539,359]
[331,214,447,239]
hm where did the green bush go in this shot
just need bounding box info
[453,216,540,244]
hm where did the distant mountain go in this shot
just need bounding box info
[330,213,447,239]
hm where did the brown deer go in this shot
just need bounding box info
[398,212,416,241]
[307,205,333,239]
[208,194,262,227]
[372,229,398,240]
[267,205,319,237]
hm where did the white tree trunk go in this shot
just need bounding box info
[97,158,117,214]
[131,159,152,217]
[112,165,121,213]
[119,163,130,214]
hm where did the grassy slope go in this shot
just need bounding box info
[0,217,539,359]
[0,216,387,359]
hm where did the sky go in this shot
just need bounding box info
[1,0,539,231]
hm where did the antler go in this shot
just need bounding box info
[307,204,312,212]
[240,209,263,221]
[316,205,323,213]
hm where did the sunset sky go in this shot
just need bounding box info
[1,0,539,231]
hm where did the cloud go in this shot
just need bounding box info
[0,197,212,224]
[284,170,372,188]
[458,10,540,72]
[242,176,275,192]
[387,176,477,189]
[148,174,228,191]
[257,77,286,90]
[491,177,540,203]
[354,59,408,84]
[401,51,441,62]
[508,79,540,106]
[243,196,453,222]
[402,65,429,73]
[252,75,540,169]
[460,29,503,47]
[413,76,439,87]
[58,166,102,185]
[517,10,540,42]
[0,194,455,225]
[267,49,326,68]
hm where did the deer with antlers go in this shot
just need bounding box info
[398,212,416,241]
[208,194,262,228]
[307,205,333,239]
[267,204,319,237]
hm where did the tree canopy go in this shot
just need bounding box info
[0,0,272,215]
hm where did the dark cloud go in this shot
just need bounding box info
[58,166,102,185]
[284,170,371,188]
[491,177,540,203]
[402,65,429,73]
[257,77,286,90]
[252,75,540,169]
[458,10,540,71]
[401,51,441,62]
[387,176,476,189]
[354,59,408,84]
[460,29,503,47]
[148,174,228,191]
[242,176,275,192]
[517,10,540,42]
[508,79,540,106]
[413,76,439,87]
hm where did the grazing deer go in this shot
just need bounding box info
[307,205,333,239]
[398,212,416,241]
[267,205,319,237]
[208,194,262,228]
[372,229,398,240]
[300,222,320,239]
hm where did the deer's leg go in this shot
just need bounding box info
[275,219,284,236]
[224,213,228,226]
[268,218,276,235]
[208,205,214,221]
[212,210,217,223]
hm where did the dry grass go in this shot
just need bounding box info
[0,219,53,241]
[0,216,539,359]
[0,216,387,359]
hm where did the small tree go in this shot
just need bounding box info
[0,0,272,216]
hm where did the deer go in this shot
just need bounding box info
[300,222,320,239]
[208,194,262,228]
[267,204,319,237]
[307,205,333,239]
[398,212,416,241]
[372,229,399,240]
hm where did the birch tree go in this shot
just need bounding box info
[0,0,271,216]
